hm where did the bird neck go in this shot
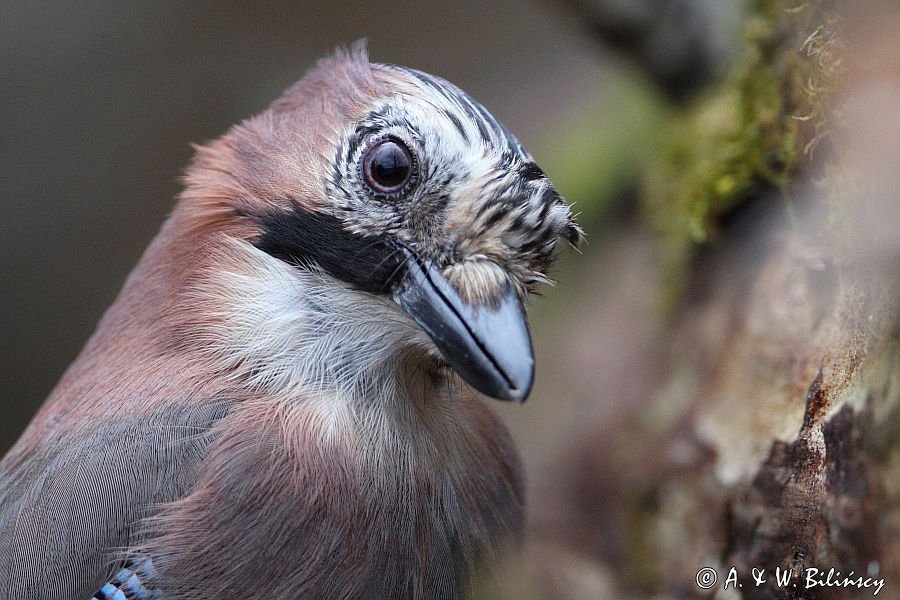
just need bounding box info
[188,237,451,417]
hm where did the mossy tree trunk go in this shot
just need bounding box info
[482,2,900,599]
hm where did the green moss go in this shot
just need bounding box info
[641,0,842,297]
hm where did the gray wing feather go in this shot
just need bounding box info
[0,401,230,600]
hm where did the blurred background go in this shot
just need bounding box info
[0,0,739,472]
[6,1,900,598]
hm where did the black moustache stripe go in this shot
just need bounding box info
[254,203,406,295]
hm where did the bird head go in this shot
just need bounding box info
[178,47,582,404]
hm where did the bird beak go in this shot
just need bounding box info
[393,248,535,402]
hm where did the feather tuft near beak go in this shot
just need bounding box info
[393,247,534,402]
[567,221,586,249]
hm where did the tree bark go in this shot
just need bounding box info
[482,1,900,598]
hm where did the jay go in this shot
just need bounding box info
[0,47,581,599]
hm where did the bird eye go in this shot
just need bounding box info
[361,137,414,197]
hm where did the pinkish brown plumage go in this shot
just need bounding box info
[0,46,580,599]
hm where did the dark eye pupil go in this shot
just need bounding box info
[373,147,407,184]
[363,139,413,195]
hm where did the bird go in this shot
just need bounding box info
[0,45,582,599]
